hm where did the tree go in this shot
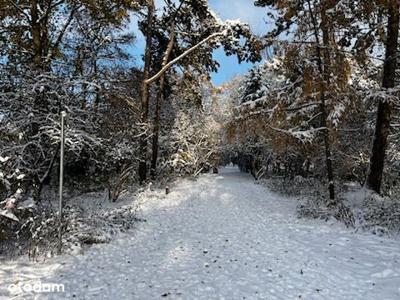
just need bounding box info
[367,0,399,194]
[254,0,353,203]
[0,0,138,69]
[0,0,140,201]
[306,0,336,202]
[137,0,155,182]
[136,0,263,181]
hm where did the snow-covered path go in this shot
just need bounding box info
[1,168,400,299]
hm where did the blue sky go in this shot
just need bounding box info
[128,0,268,86]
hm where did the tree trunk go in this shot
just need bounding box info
[319,2,335,202]
[308,0,336,201]
[30,1,52,71]
[30,1,50,136]
[367,0,399,194]
[150,26,176,178]
[31,1,43,68]
[138,0,155,182]
[34,144,60,201]
[93,59,100,113]
[150,76,165,178]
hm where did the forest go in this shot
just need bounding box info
[0,0,400,299]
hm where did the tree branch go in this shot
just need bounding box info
[46,4,78,61]
[7,0,32,24]
[146,31,225,85]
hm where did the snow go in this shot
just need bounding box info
[0,156,10,163]
[0,209,19,222]
[1,167,400,299]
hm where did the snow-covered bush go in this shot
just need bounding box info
[155,75,222,179]
[164,112,220,177]
[359,196,400,235]
[0,62,144,254]
[344,190,400,235]
[0,190,141,259]
[0,70,105,200]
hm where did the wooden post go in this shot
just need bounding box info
[58,111,66,255]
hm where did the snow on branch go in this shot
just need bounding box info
[146,31,225,85]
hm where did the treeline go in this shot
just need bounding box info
[0,0,263,208]
[0,0,264,253]
[224,0,400,206]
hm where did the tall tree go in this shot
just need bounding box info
[138,0,155,182]
[367,0,399,194]
[255,0,350,202]
[150,24,175,178]
[137,0,263,181]
[307,0,336,201]
[0,0,140,200]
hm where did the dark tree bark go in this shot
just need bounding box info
[319,2,335,202]
[31,0,43,68]
[138,0,155,182]
[150,26,176,178]
[367,0,399,194]
[150,74,165,178]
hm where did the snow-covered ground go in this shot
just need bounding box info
[1,167,400,299]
